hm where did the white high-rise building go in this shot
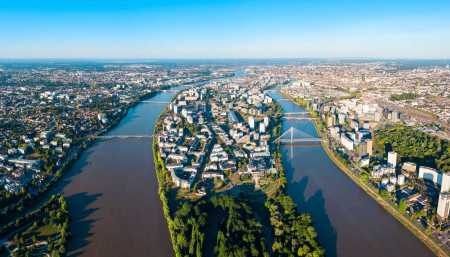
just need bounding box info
[263,116,269,127]
[437,192,450,220]
[397,174,406,186]
[248,116,255,130]
[387,151,398,168]
[259,123,266,134]
[181,108,188,118]
[441,172,450,193]
[340,134,354,151]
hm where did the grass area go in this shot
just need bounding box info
[261,177,284,198]
[283,93,449,257]
[228,173,241,184]
[37,224,58,237]
[26,152,43,159]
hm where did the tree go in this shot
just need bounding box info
[379,189,390,200]
[415,209,427,219]
[398,199,407,213]
[51,250,61,257]
[266,196,324,257]
[59,245,66,254]
[374,125,449,171]
[359,171,369,184]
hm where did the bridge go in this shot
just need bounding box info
[274,126,323,159]
[160,89,178,93]
[140,100,170,104]
[159,84,197,94]
[282,111,317,121]
[274,127,322,144]
[284,112,308,115]
[95,135,153,139]
[282,116,318,121]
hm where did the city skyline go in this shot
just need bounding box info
[1,0,450,59]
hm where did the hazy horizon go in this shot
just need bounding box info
[1,57,450,60]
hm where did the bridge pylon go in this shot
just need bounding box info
[274,126,321,144]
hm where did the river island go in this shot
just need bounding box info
[153,77,324,257]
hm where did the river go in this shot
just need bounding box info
[54,76,435,257]
[268,90,435,257]
[60,89,183,257]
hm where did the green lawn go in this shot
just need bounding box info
[37,223,58,237]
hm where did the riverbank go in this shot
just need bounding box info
[281,91,449,257]
[151,107,176,256]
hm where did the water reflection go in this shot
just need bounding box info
[282,148,337,257]
[66,192,102,257]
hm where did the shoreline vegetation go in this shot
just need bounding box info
[281,91,449,257]
[1,194,70,257]
[152,90,324,257]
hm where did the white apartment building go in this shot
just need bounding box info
[387,151,398,168]
[418,166,442,185]
[441,172,450,193]
[437,192,450,220]
[340,134,354,151]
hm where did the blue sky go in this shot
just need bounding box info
[1,0,449,59]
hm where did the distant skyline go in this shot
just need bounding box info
[1,0,450,59]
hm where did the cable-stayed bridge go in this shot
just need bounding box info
[274,126,322,159]
[274,126,322,144]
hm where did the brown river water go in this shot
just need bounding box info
[60,89,179,257]
[48,81,435,257]
[269,90,435,257]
